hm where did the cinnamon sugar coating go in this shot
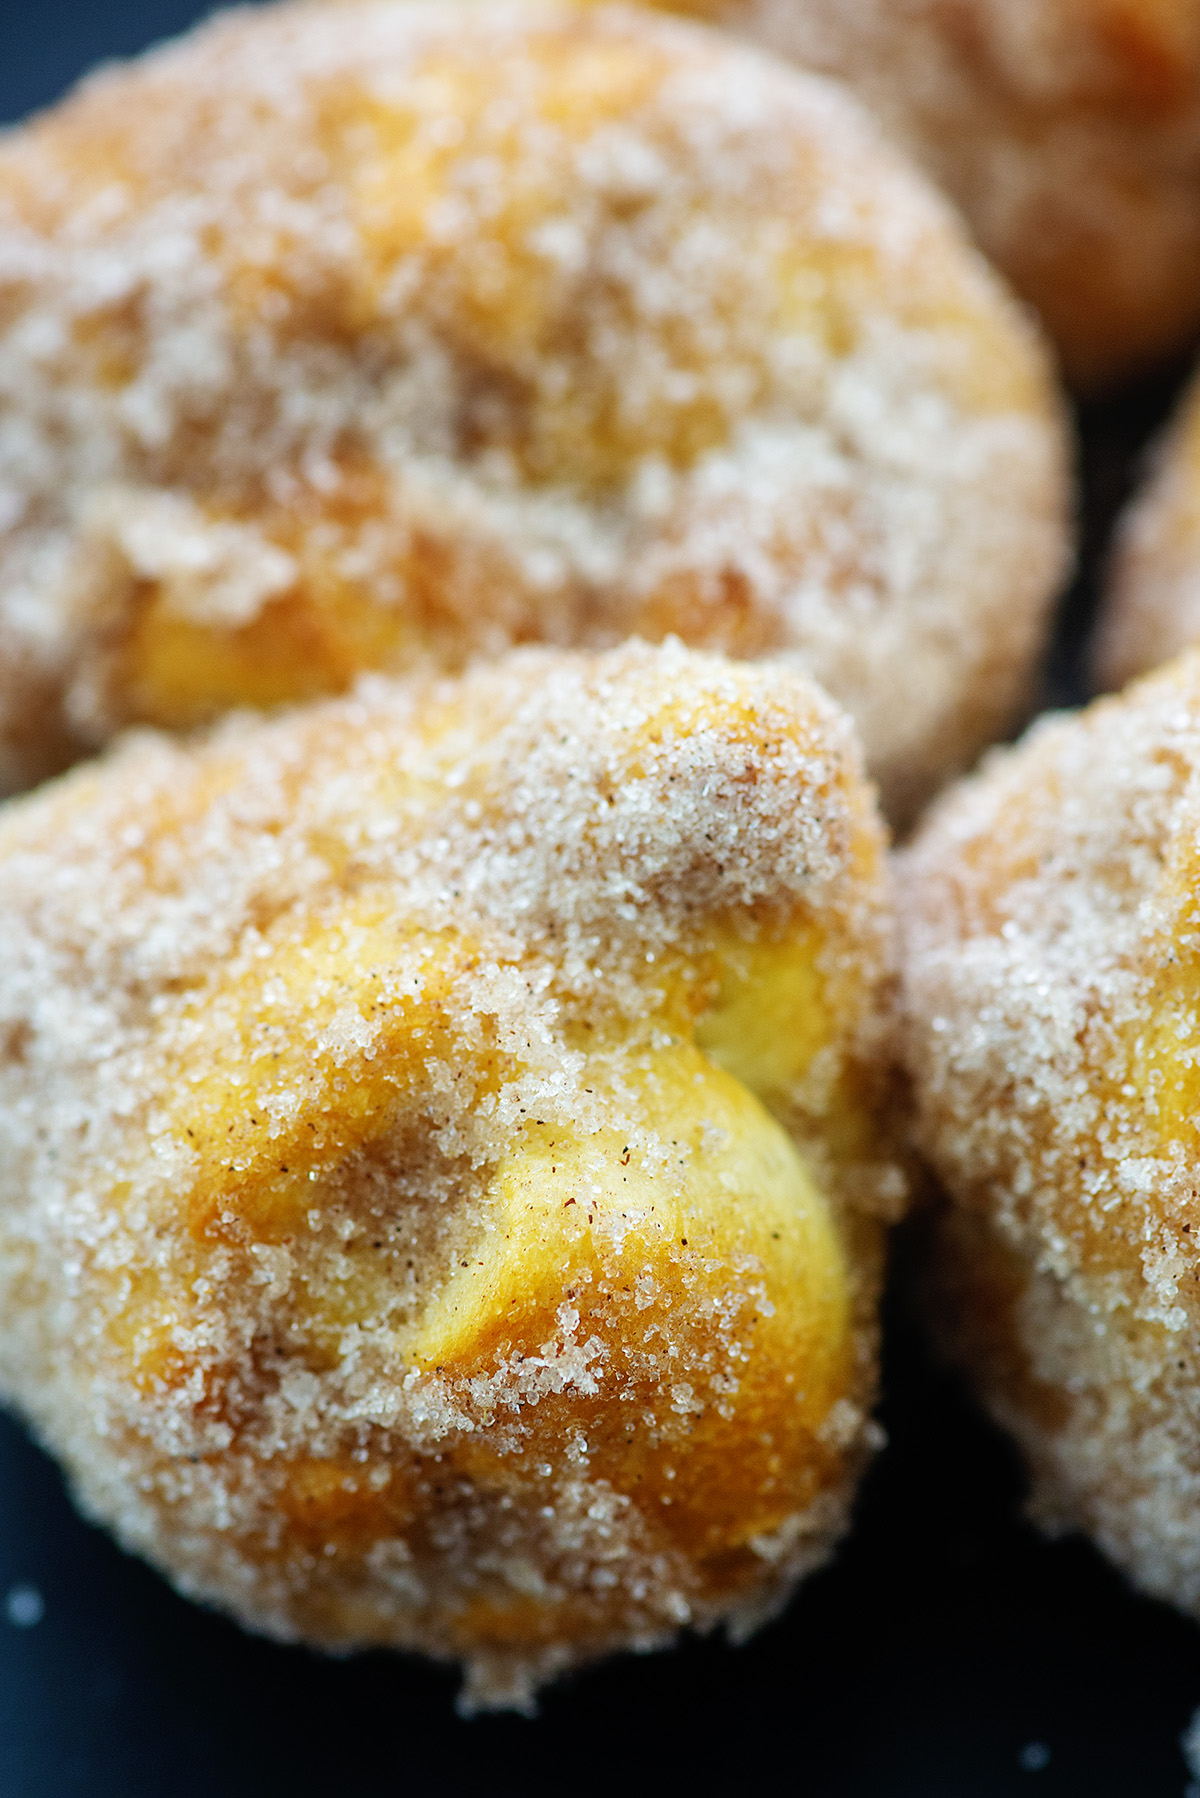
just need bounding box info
[0,0,1068,820]
[0,640,905,1709]
[609,0,1200,390]
[902,649,1200,1616]
[1096,368,1200,691]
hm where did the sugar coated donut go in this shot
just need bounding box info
[903,648,1200,1616]
[0,0,1068,819]
[1096,369,1200,691]
[604,0,1200,390]
[0,640,905,1709]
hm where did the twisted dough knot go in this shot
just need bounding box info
[0,640,904,1708]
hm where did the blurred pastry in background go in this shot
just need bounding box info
[0,0,1069,819]
[902,649,1200,1625]
[1095,366,1200,690]
[602,0,1200,391]
[0,639,906,1710]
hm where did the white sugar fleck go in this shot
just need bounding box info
[5,1584,44,1628]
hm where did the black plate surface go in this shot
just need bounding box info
[1,7,1199,1792]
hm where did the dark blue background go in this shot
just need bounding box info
[0,4,1198,1792]
[1,1,217,127]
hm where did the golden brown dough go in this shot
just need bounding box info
[0,0,1068,820]
[601,0,1200,390]
[902,649,1200,1618]
[0,639,905,1709]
